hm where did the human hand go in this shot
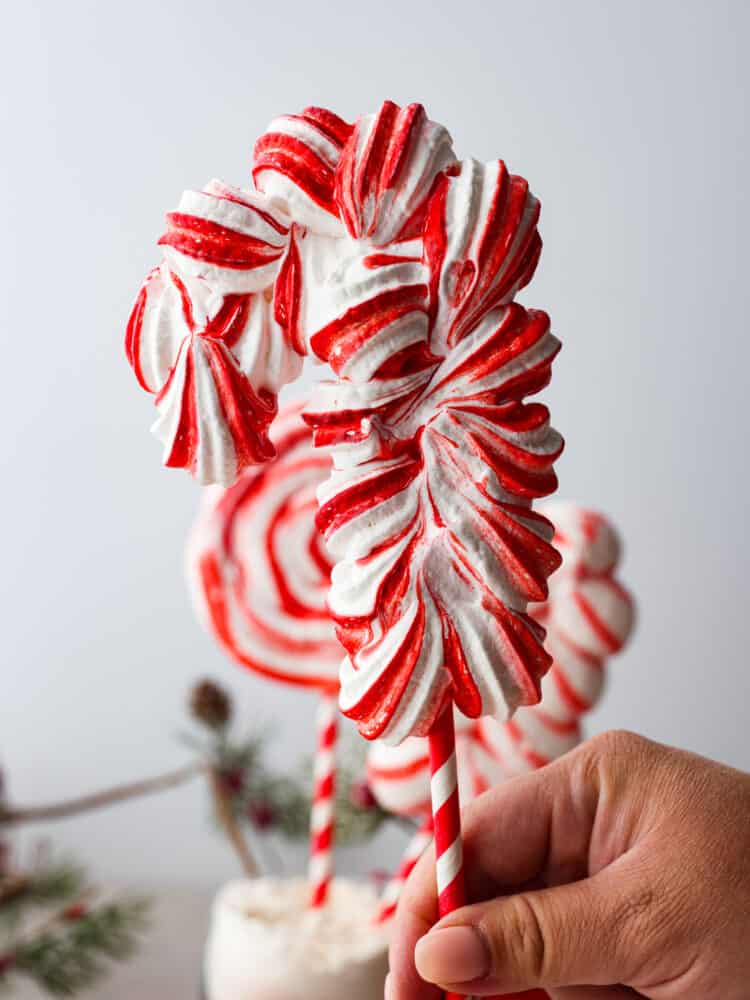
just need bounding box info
[386,730,750,999]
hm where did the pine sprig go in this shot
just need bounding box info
[0,861,86,930]
[5,898,149,996]
[215,735,392,844]
[187,680,402,847]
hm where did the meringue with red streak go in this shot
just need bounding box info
[126,180,301,484]
[275,104,563,744]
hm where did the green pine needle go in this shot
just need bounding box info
[2,898,149,997]
[0,861,86,930]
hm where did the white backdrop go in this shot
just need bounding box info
[1,0,748,891]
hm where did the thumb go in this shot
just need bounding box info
[414,865,642,995]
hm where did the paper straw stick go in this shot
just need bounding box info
[429,705,466,918]
[430,707,549,1000]
[309,693,338,907]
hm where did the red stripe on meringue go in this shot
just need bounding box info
[309,283,428,372]
[573,588,625,654]
[253,135,340,214]
[159,213,285,271]
[549,662,597,715]
[274,226,306,356]
[159,341,199,472]
[341,597,437,740]
[505,719,549,769]
[316,457,421,538]
[125,274,154,393]
[298,106,354,147]
[368,751,431,782]
[197,551,339,694]
[202,340,276,470]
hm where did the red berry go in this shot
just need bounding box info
[350,780,377,810]
[248,800,275,830]
[219,769,244,795]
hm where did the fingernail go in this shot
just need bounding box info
[415,926,490,984]
[384,971,393,999]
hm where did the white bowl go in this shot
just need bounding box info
[204,877,390,1000]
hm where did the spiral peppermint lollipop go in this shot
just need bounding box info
[187,402,342,906]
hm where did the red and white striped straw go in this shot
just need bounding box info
[375,816,434,924]
[429,705,466,918]
[429,707,546,1000]
[309,693,338,908]
[428,705,466,1000]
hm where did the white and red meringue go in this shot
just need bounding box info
[186,403,341,691]
[288,107,563,744]
[253,107,353,237]
[126,181,302,485]
[528,500,636,728]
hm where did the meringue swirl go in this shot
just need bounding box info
[126,181,302,484]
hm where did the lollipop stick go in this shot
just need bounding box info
[374,815,434,924]
[429,707,547,1000]
[429,704,466,918]
[427,704,465,1000]
[309,692,338,907]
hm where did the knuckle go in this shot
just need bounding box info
[612,865,678,966]
[583,729,655,794]
[615,880,657,928]
[591,728,646,759]
[487,893,548,981]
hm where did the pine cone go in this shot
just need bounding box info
[190,680,232,730]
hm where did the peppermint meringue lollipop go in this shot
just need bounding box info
[252,102,563,935]
[187,402,341,907]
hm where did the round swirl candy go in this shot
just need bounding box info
[126,181,302,484]
[186,401,341,690]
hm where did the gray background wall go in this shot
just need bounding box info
[2,0,748,891]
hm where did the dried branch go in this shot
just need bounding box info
[208,767,259,877]
[0,762,204,827]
